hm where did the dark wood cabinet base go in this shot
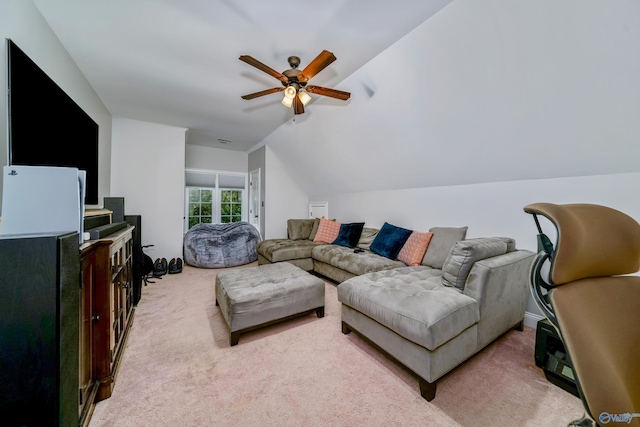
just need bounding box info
[96,309,135,401]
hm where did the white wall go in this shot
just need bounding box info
[110,117,186,260]
[0,0,112,212]
[264,146,308,239]
[185,144,247,172]
[317,172,640,244]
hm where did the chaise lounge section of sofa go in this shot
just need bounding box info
[256,218,535,400]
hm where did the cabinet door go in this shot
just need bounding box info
[123,238,134,325]
[79,249,99,423]
[92,241,114,402]
[110,240,124,351]
[110,233,134,359]
[94,227,135,402]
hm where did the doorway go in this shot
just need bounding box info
[249,168,261,235]
[309,201,328,219]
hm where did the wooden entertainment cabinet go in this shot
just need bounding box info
[80,225,135,423]
[0,226,135,427]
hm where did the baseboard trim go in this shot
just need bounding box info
[523,311,545,329]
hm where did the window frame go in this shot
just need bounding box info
[184,169,248,232]
[219,188,244,224]
[186,186,215,229]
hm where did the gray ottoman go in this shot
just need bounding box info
[215,262,325,346]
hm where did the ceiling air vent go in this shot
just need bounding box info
[217,138,233,144]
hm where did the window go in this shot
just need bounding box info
[184,170,247,232]
[220,190,243,223]
[187,187,213,229]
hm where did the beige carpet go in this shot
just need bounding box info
[88,263,586,427]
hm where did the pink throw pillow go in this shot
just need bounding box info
[313,218,342,243]
[397,231,434,266]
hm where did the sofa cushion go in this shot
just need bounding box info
[338,266,480,351]
[313,218,342,243]
[257,239,326,263]
[356,227,379,250]
[311,245,405,276]
[333,222,365,248]
[287,219,316,240]
[442,237,515,291]
[422,226,468,269]
[397,231,433,266]
[370,222,412,259]
[309,218,321,240]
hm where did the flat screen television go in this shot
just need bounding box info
[6,38,99,205]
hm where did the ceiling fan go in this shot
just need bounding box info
[239,50,350,115]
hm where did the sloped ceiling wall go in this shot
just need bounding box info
[259,0,640,197]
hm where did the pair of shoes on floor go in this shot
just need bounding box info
[168,258,183,274]
[153,258,168,277]
[153,257,183,276]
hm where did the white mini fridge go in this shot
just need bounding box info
[1,165,86,243]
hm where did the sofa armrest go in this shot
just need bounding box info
[463,250,536,349]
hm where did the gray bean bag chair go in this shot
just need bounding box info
[183,222,262,268]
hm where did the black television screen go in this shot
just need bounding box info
[7,39,99,205]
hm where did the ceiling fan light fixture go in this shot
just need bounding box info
[239,50,350,115]
[284,85,297,99]
[298,90,311,105]
[281,95,294,108]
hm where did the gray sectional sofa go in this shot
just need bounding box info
[256,219,535,401]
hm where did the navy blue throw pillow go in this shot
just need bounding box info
[332,222,365,248]
[370,222,412,259]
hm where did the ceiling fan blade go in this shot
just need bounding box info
[305,85,351,101]
[241,87,284,100]
[239,55,289,83]
[297,50,336,83]
[293,94,305,115]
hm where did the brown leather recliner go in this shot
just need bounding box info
[524,203,640,427]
